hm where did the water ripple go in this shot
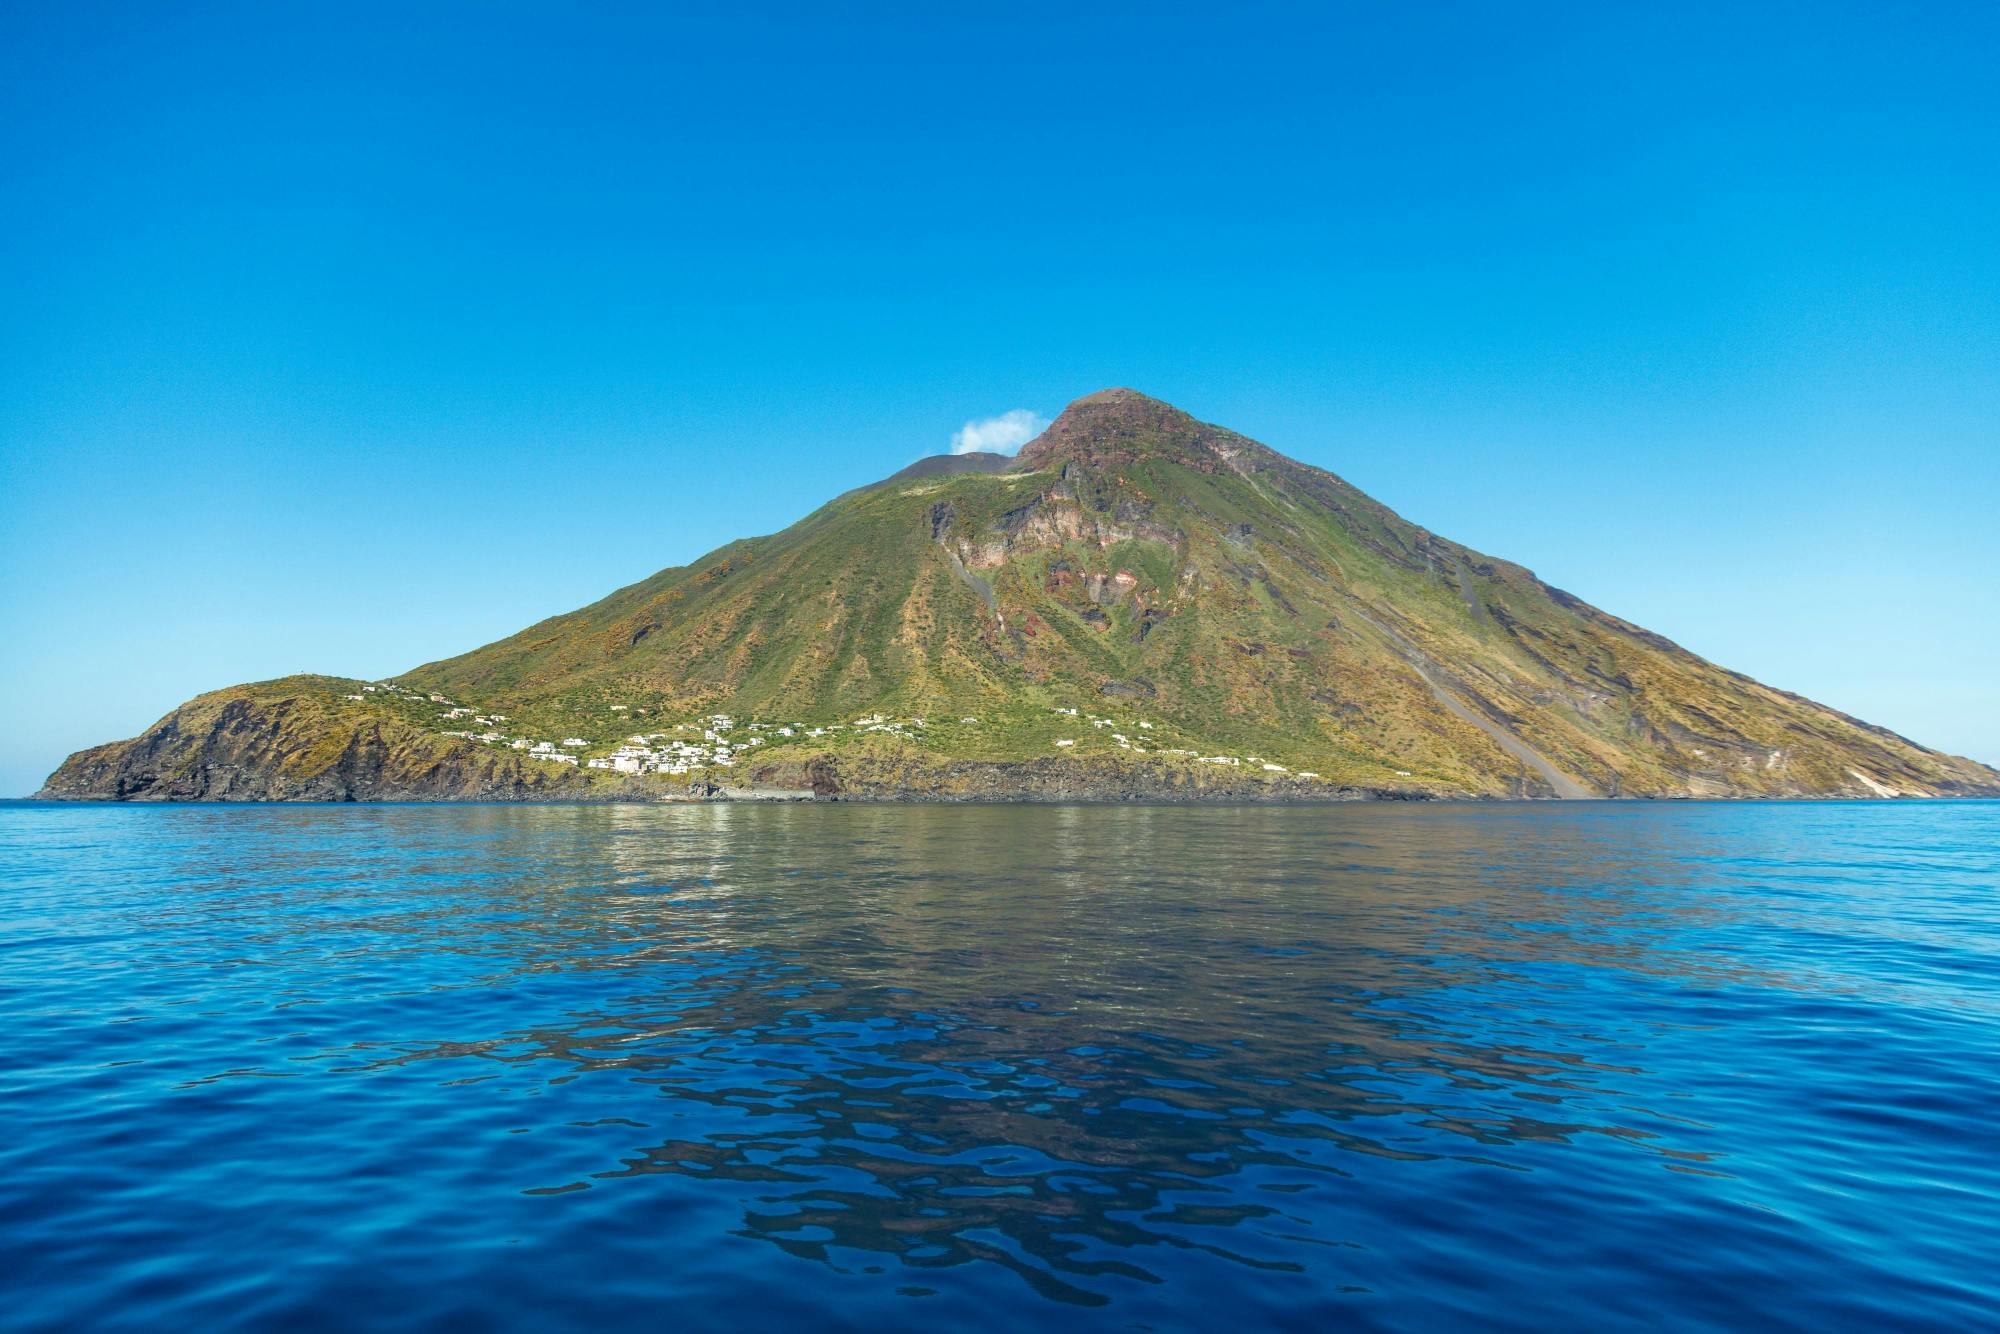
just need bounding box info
[2,800,1997,1329]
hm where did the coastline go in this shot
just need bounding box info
[27,786,1999,806]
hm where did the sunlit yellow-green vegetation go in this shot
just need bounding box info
[42,390,2000,802]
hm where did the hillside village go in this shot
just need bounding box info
[346,680,1332,783]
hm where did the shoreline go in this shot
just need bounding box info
[23,789,1997,807]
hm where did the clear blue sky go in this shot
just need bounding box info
[3,2,1996,795]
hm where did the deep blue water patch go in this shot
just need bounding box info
[2,800,1997,1330]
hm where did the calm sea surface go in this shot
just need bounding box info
[2,800,1996,1331]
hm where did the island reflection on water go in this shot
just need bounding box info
[4,801,1996,1329]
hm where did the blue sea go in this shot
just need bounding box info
[2,800,1996,1330]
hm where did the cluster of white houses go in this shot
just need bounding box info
[343,681,588,765]
[348,680,1325,781]
[351,684,953,777]
[1050,708,1320,779]
[589,714,756,775]
[439,731,587,766]
[583,713,944,776]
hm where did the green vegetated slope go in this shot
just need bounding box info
[40,389,2000,801]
